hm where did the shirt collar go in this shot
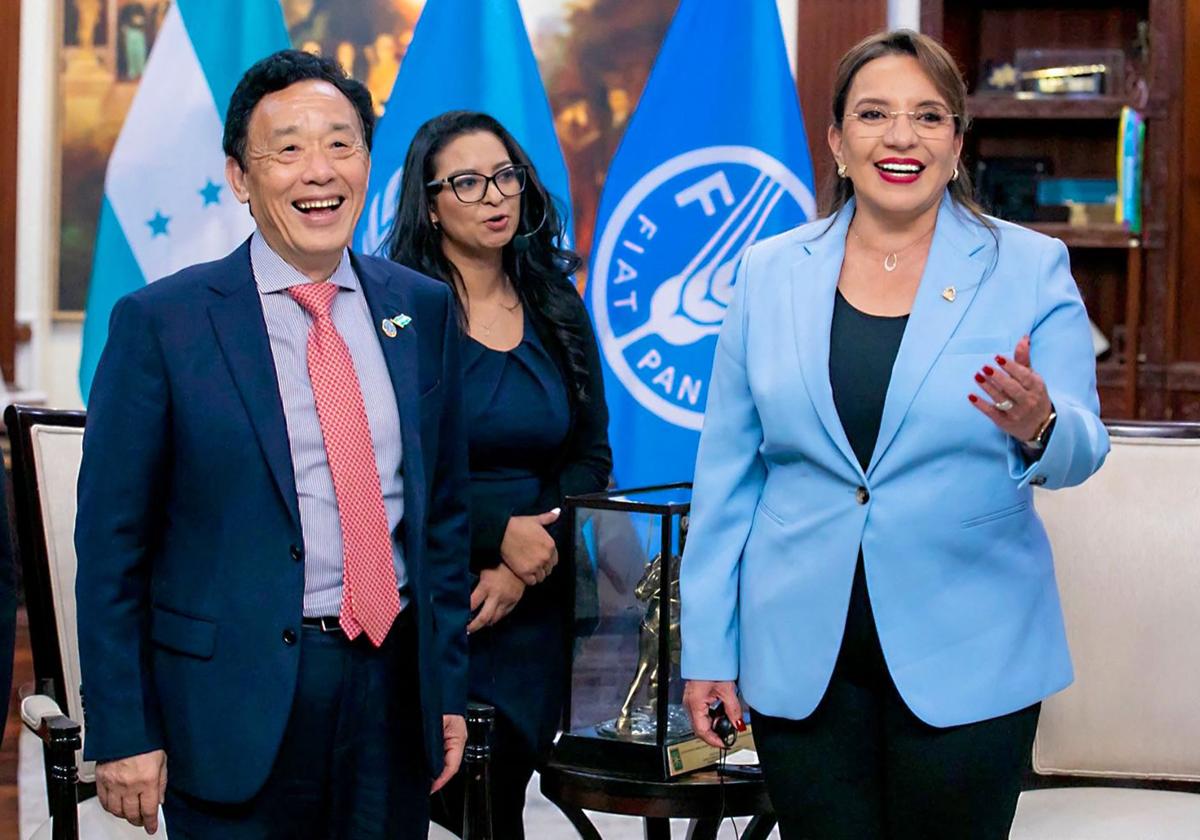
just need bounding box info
[250,231,358,295]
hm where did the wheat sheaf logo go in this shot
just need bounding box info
[591,146,815,430]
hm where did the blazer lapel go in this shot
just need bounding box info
[791,204,864,479]
[353,254,424,545]
[866,197,992,476]
[207,241,301,530]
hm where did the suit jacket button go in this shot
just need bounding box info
[855,486,870,505]
[290,544,303,562]
[282,628,297,646]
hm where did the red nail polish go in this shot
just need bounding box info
[996,355,1007,366]
[983,365,995,376]
[968,394,979,403]
[974,373,985,384]
[734,719,746,732]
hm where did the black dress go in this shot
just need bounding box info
[432,300,611,840]
[462,308,571,748]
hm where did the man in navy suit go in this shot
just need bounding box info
[75,50,470,838]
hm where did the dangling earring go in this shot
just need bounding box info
[837,163,848,178]
[431,218,441,231]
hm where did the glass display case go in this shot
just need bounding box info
[554,484,754,779]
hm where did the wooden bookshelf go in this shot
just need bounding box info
[922,0,1185,420]
[969,94,1169,122]
[969,94,1127,120]
[1026,223,1142,250]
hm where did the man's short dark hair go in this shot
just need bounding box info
[223,49,376,169]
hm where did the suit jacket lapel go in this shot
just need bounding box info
[791,204,865,479]
[866,196,991,476]
[353,254,423,555]
[207,240,301,530]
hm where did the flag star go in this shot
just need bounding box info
[199,179,223,206]
[147,210,171,237]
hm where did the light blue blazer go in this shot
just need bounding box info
[680,194,1109,727]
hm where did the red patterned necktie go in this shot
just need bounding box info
[288,282,399,646]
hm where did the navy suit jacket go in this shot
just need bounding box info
[75,239,471,803]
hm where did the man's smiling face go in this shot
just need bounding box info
[226,78,369,278]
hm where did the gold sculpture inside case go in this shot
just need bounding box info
[558,485,751,778]
[596,515,692,743]
[615,551,682,732]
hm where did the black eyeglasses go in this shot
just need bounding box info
[426,164,529,204]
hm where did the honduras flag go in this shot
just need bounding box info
[78,0,289,401]
[587,0,817,488]
[357,0,570,255]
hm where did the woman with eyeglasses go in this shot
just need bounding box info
[385,110,610,838]
[680,30,1108,839]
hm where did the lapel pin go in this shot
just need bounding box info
[392,314,412,329]
[942,286,957,303]
[381,318,398,338]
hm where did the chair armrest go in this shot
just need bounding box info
[23,694,82,839]
[21,694,81,747]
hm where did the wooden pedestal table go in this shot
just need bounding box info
[539,760,777,840]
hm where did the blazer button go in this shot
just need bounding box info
[855,486,870,505]
[289,544,303,562]
[282,628,297,646]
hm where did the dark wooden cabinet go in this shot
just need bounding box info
[0,1,19,386]
[922,0,1188,419]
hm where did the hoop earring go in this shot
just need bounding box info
[837,163,848,178]
[951,166,959,182]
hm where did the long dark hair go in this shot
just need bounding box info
[384,110,591,403]
[826,29,994,236]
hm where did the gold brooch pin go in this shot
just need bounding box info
[942,286,956,302]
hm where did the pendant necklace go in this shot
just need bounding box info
[472,280,522,336]
[850,224,935,272]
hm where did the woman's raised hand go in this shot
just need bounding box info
[968,335,1053,443]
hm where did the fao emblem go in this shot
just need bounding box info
[361,166,405,256]
[591,146,815,430]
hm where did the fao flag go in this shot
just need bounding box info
[588,0,817,488]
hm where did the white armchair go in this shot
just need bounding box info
[1012,422,1200,838]
[6,406,165,839]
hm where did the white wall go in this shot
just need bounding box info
[888,0,921,31]
[15,0,913,410]
[17,0,76,407]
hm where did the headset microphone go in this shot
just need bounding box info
[511,185,550,254]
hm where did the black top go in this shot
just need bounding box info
[458,288,612,754]
[463,308,571,562]
[829,289,910,471]
[463,292,613,574]
[829,289,909,687]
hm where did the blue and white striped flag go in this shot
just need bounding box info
[78,0,289,401]
[587,0,817,488]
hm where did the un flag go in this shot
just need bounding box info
[588,0,816,488]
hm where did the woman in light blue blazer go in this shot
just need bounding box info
[680,30,1109,840]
